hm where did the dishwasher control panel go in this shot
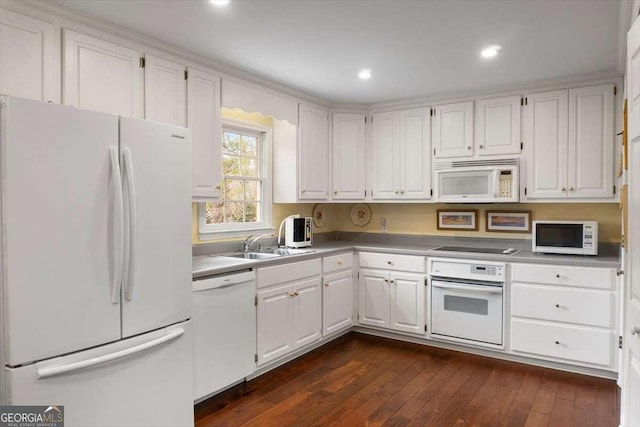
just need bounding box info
[429,258,505,282]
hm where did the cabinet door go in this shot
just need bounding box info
[524,90,569,199]
[323,270,354,336]
[358,269,389,328]
[299,104,329,200]
[144,54,186,127]
[332,113,366,199]
[567,85,614,199]
[371,111,400,199]
[292,277,322,350]
[475,95,522,156]
[433,101,474,158]
[257,284,293,365]
[400,108,432,199]
[187,67,222,201]
[0,9,60,103]
[389,272,425,334]
[63,30,143,118]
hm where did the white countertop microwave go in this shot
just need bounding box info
[532,221,598,256]
[434,159,519,203]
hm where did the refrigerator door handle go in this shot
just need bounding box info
[36,327,185,380]
[122,148,137,301]
[110,147,124,304]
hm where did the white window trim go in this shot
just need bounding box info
[198,118,273,241]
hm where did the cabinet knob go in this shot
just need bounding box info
[395,190,400,194]
[294,291,299,296]
[555,274,560,279]
[479,145,484,149]
[555,303,560,308]
[467,146,472,150]
[289,291,295,297]
[632,327,640,336]
[569,187,575,192]
[555,340,560,345]
[324,283,330,287]
[561,187,566,192]
[390,279,395,284]
[384,279,389,283]
[387,261,393,265]
[215,185,221,190]
[400,190,405,194]
[334,191,338,195]
[337,260,343,265]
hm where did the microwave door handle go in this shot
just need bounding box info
[432,282,502,294]
[493,171,500,199]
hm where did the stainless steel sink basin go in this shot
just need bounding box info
[225,252,281,260]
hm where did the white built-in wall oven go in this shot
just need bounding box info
[429,258,506,348]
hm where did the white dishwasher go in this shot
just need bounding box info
[192,269,256,401]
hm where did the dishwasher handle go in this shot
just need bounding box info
[193,271,255,292]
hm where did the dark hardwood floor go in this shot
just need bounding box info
[194,333,619,427]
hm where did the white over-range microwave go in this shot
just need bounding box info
[532,221,598,256]
[434,159,519,203]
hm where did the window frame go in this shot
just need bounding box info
[198,118,273,240]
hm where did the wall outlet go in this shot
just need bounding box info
[381,217,388,232]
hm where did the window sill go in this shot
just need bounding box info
[198,226,276,242]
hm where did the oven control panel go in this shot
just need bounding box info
[430,259,506,282]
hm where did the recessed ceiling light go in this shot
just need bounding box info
[358,69,372,80]
[209,0,230,7]
[481,45,501,59]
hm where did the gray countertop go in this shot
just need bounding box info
[192,234,621,279]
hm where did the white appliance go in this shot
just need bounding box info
[429,258,505,347]
[532,220,598,256]
[284,217,313,248]
[434,159,519,203]
[0,96,193,427]
[192,270,256,401]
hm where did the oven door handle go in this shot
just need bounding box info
[432,282,502,294]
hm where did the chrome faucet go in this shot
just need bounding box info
[243,234,273,252]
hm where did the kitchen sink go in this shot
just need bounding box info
[217,247,315,261]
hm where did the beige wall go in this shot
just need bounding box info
[193,202,621,244]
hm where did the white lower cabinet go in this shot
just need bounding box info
[510,263,618,370]
[256,260,321,366]
[357,252,426,335]
[323,270,354,336]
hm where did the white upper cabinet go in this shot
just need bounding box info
[433,101,474,158]
[524,85,614,200]
[0,9,60,103]
[399,108,432,199]
[63,30,143,118]
[187,67,222,201]
[144,54,186,127]
[371,111,400,199]
[475,95,522,156]
[524,90,569,199]
[298,103,330,200]
[332,113,366,200]
[371,108,431,200]
[567,85,614,199]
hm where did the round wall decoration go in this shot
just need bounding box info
[312,204,326,228]
[349,203,372,227]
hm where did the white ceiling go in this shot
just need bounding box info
[53,0,622,104]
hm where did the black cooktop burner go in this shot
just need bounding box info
[432,246,510,254]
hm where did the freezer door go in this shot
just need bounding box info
[4,321,193,427]
[118,117,192,337]
[0,96,122,366]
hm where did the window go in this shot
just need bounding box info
[198,120,272,239]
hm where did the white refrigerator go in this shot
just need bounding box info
[0,96,194,427]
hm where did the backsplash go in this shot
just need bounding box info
[192,202,621,245]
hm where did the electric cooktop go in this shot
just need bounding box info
[432,246,519,255]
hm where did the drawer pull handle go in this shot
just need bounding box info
[555,304,560,308]
[384,279,389,283]
[390,280,395,284]
[555,340,560,345]
[337,260,343,265]
[387,261,393,265]
[555,274,560,279]
[632,327,640,336]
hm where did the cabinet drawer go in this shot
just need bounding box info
[323,252,354,274]
[257,259,321,289]
[511,319,614,367]
[511,263,615,290]
[358,252,426,273]
[512,284,615,328]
